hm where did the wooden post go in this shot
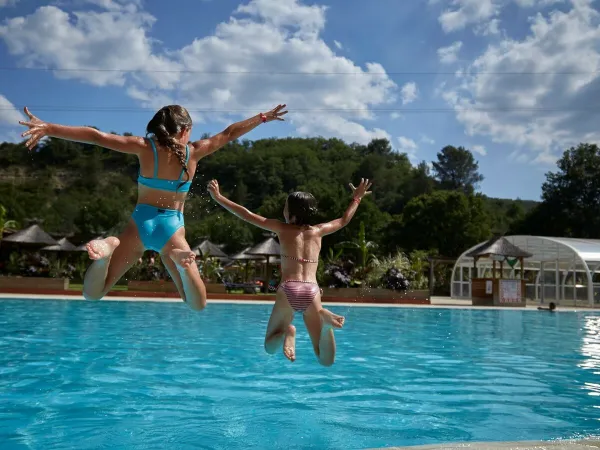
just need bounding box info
[500,260,504,279]
[429,258,435,295]
[520,257,524,280]
[493,260,496,279]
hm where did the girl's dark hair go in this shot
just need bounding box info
[287,192,318,226]
[146,105,192,186]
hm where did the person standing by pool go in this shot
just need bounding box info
[208,177,372,366]
[18,105,288,310]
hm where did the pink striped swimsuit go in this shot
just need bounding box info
[280,255,320,313]
[280,280,320,313]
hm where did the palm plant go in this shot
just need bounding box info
[0,205,18,250]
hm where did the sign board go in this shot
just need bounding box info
[485,280,493,294]
[499,279,521,304]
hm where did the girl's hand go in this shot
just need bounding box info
[262,104,288,122]
[349,178,373,199]
[207,179,222,199]
[19,107,50,150]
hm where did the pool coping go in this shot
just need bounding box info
[374,439,600,449]
[0,292,597,312]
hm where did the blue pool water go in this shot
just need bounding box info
[1,299,599,450]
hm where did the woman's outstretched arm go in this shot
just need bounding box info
[19,107,146,154]
[192,104,287,160]
[208,179,285,232]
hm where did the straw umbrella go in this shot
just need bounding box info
[192,239,230,262]
[41,237,77,252]
[3,224,58,249]
[246,237,281,292]
[228,246,266,282]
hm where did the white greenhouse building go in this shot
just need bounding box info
[451,236,600,307]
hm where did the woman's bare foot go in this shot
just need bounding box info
[86,237,120,261]
[171,249,196,271]
[319,308,345,329]
[283,324,296,362]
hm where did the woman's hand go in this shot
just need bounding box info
[261,104,288,122]
[349,178,373,199]
[19,107,50,150]
[207,179,222,200]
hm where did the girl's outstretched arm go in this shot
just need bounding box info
[316,178,373,237]
[19,107,146,154]
[192,104,287,159]
[208,179,284,233]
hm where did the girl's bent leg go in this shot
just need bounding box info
[83,220,145,300]
[264,290,295,361]
[303,295,345,367]
[161,227,207,311]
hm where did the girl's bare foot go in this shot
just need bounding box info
[86,237,120,261]
[283,324,296,362]
[319,308,345,329]
[171,249,196,271]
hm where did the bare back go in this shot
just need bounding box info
[277,225,323,282]
[136,139,199,211]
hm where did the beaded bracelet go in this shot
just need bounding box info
[352,197,362,205]
[260,113,267,123]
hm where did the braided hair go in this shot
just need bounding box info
[146,105,192,188]
[287,192,318,226]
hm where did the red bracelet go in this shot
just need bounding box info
[260,113,267,123]
[352,197,361,205]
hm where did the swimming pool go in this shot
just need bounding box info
[1,299,599,449]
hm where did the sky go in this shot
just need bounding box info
[1,0,599,201]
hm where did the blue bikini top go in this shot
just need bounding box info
[137,138,192,193]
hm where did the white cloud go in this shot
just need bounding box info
[400,82,418,105]
[438,0,498,33]
[390,112,401,120]
[472,145,487,155]
[0,0,396,145]
[474,17,500,35]
[438,41,463,64]
[334,40,342,49]
[440,0,600,164]
[0,95,23,125]
[0,0,18,7]
[420,134,435,145]
[397,136,418,162]
[0,94,25,143]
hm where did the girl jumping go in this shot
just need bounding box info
[208,178,372,366]
[19,105,287,310]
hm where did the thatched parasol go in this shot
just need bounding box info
[193,239,229,261]
[41,237,77,252]
[246,237,281,291]
[3,224,58,247]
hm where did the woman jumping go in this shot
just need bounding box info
[208,178,372,366]
[19,104,287,310]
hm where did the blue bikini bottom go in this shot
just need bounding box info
[131,204,184,252]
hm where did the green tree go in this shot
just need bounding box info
[432,146,484,194]
[399,191,492,256]
[513,143,600,237]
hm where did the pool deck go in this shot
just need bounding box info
[0,292,596,311]
[377,439,600,449]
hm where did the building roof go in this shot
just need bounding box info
[466,236,533,259]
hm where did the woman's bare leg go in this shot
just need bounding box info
[83,220,145,300]
[160,227,207,311]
